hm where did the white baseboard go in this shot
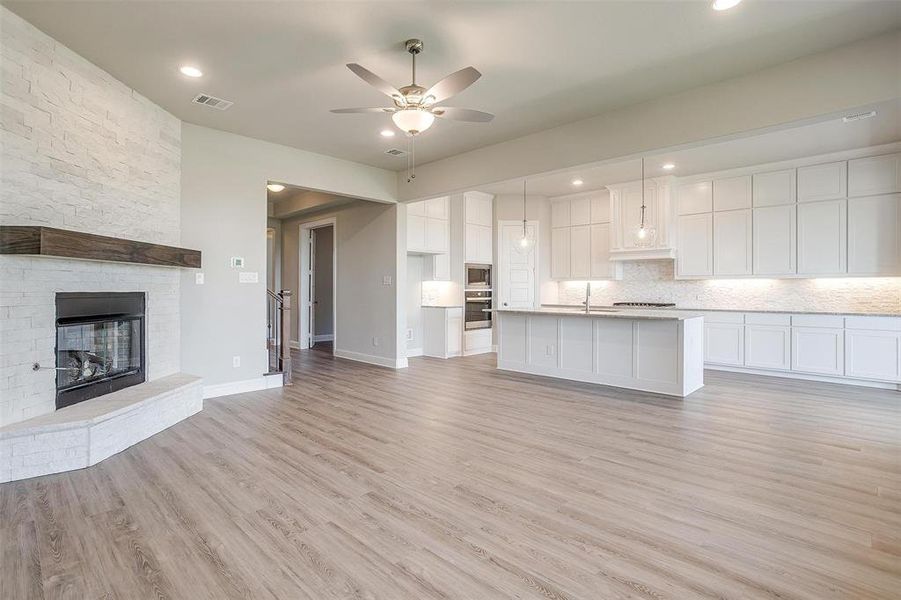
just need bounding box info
[313,334,334,342]
[705,364,899,390]
[289,341,301,350]
[203,373,283,399]
[407,347,423,358]
[463,347,494,356]
[334,349,408,369]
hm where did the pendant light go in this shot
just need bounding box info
[519,180,533,249]
[635,157,656,247]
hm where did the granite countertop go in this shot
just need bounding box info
[543,304,901,318]
[492,307,704,321]
[421,304,464,309]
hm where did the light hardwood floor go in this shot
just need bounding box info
[2,350,900,599]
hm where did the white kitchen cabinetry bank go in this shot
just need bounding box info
[674,147,901,279]
[422,307,463,359]
[701,311,901,389]
[607,178,676,261]
[464,191,494,264]
[408,197,451,281]
[495,309,704,397]
[550,191,622,280]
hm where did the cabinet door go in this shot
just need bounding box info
[713,176,751,211]
[465,193,492,226]
[447,311,463,356]
[464,223,479,263]
[426,217,448,253]
[551,200,571,228]
[425,197,448,219]
[477,225,493,263]
[753,205,796,275]
[753,169,796,207]
[569,225,590,278]
[705,323,744,366]
[431,253,450,281]
[845,330,901,381]
[798,161,847,202]
[797,199,847,275]
[744,325,791,370]
[713,209,752,276]
[590,223,614,279]
[848,153,901,197]
[407,200,426,217]
[407,214,426,251]
[551,227,571,279]
[677,213,713,277]
[590,192,610,223]
[792,328,844,375]
[848,194,901,275]
[676,181,712,215]
[570,197,591,226]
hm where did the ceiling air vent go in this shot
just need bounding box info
[385,148,407,156]
[192,93,233,111]
[842,110,876,123]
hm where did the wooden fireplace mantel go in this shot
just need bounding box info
[0,226,202,268]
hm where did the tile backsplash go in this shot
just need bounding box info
[557,261,901,314]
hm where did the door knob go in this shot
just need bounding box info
[503,302,508,306]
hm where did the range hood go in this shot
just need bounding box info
[609,247,676,261]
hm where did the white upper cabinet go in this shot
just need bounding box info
[753,204,796,275]
[848,153,901,197]
[551,200,571,228]
[797,199,847,275]
[551,227,571,279]
[713,209,752,276]
[798,161,847,203]
[569,225,591,278]
[590,223,619,279]
[675,181,712,215]
[464,191,493,227]
[408,197,449,254]
[426,215,449,253]
[464,192,493,264]
[676,213,713,277]
[590,192,611,223]
[713,175,752,211]
[753,169,796,207]
[848,194,901,275]
[570,197,591,226]
[407,214,426,251]
[407,201,426,217]
[425,196,449,219]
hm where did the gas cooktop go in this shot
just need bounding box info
[612,302,677,308]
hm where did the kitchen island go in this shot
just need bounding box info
[494,307,705,397]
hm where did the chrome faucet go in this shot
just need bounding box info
[584,281,591,313]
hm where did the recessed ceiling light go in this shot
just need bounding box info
[711,0,742,10]
[179,65,203,78]
[571,179,584,186]
[662,163,676,170]
[267,184,285,192]
[380,129,396,137]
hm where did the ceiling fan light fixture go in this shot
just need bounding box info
[712,0,742,10]
[392,108,435,135]
[267,184,285,193]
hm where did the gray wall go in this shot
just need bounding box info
[406,255,423,351]
[313,226,333,337]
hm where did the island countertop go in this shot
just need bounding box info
[491,307,705,321]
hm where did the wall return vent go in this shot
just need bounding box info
[192,93,234,111]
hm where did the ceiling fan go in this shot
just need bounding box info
[331,38,494,137]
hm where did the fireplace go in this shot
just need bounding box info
[55,292,146,410]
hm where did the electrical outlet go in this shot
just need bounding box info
[238,271,259,284]
[382,275,392,286]
[232,356,241,368]
[195,272,204,285]
[372,336,379,347]
[406,328,413,340]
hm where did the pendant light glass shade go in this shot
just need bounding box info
[392,108,435,135]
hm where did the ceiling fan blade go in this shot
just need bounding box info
[330,107,396,114]
[423,67,481,104]
[346,63,404,101]
[431,107,494,123]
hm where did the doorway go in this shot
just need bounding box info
[299,218,337,352]
[498,220,539,309]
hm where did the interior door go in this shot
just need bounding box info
[308,229,316,348]
[500,223,536,309]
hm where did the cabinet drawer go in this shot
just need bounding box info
[745,313,791,326]
[845,316,901,331]
[703,312,745,324]
[791,314,844,328]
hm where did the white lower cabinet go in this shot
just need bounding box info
[704,321,744,366]
[791,327,844,376]
[422,307,462,359]
[744,324,791,370]
[845,328,901,382]
[464,329,493,356]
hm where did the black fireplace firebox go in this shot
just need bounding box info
[55,292,146,410]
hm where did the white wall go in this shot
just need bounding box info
[406,255,423,352]
[279,200,404,366]
[0,8,181,425]
[180,124,400,387]
[313,226,333,337]
[495,194,558,305]
[399,31,901,200]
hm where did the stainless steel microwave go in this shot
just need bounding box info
[466,263,491,288]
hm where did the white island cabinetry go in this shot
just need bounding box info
[495,308,704,397]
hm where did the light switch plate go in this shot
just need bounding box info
[238,271,259,284]
[195,272,204,285]
[382,275,392,286]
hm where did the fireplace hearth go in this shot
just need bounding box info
[55,292,146,410]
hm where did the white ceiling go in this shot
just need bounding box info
[476,100,901,197]
[6,1,901,170]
